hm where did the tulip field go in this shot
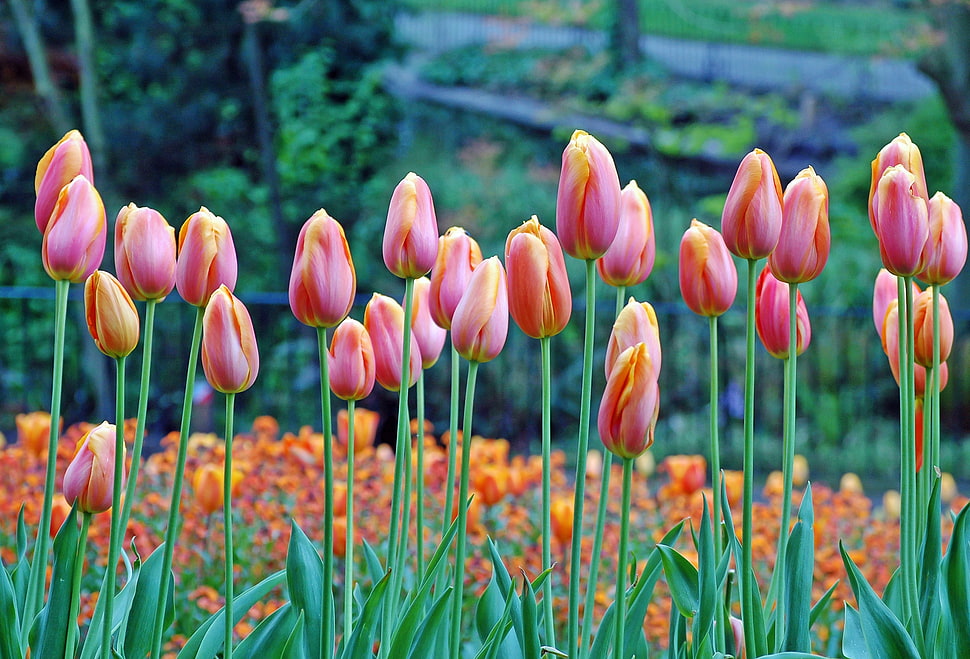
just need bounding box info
[1,127,969,659]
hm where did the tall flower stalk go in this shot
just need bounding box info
[316,327,335,657]
[101,355,128,657]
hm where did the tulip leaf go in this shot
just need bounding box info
[942,498,970,653]
[282,610,307,659]
[657,544,699,620]
[518,573,540,659]
[0,554,22,659]
[123,543,176,659]
[474,567,520,659]
[234,603,299,658]
[28,505,79,659]
[841,604,869,659]
[696,496,716,649]
[783,484,815,653]
[406,587,453,659]
[286,521,324,658]
[361,539,386,591]
[918,478,943,652]
[339,570,390,659]
[474,579,517,659]
[809,581,839,629]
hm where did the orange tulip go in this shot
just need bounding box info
[193,463,243,516]
[605,297,661,377]
[175,207,238,307]
[473,466,508,507]
[288,209,356,328]
[49,495,72,538]
[429,226,483,330]
[337,407,380,451]
[597,343,659,460]
[872,165,929,277]
[16,411,57,457]
[451,257,509,363]
[550,496,574,544]
[597,180,655,287]
[114,203,177,301]
[755,266,810,359]
[63,421,125,514]
[556,129,622,260]
[922,192,967,286]
[409,277,447,368]
[913,288,953,368]
[34,130,93,233]
[661,455,707,497]
[363,293,421,392]
[769,166,830,283]
[383,172,439,279]
[505,215,572,339]
[328,318,376,401]
[84,270,140,359]
[869,132,928,234]
[42,175,106,283]
[880,300,949,396]
[720,148,783,260]
[201,285,259,394]
[678,219,737,317]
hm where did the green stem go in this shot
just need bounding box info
[317,327,334,659]
[931,285,941,485]
[450,360,480,657]
[441,342,461,536]
[614,458,633,659]
[150,305,204,659]
[567,258,598,659]
[540,336,556,648]
[68,512,92,658]
[24,278,70,636]
[344,400,356,643]
[709,314,725,652]
[224,392,236,659]
[416,371,426,579]
[101,355,127,659]
[741,259,758,653]
[902,277,920,625]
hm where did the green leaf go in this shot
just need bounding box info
[696,496,716,649]
[841,605,869,659]
[286,522,324,658]
[0,554,22,659]
[808,581,839,629]
[339,570,390,659]
[942,498,970,653]
[657,544,699,619]
[282,610,307,659]
[474,581,517,659]
[518,573,540,659]
[123,543,176,659]
[361,540,386,590]
[783,485,815,652]
[406,587,453,659]
[918,478,943,653]
[28,506,80,659]
[234,603,299,658]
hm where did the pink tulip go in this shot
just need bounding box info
[721,148,783,260]
[34,130,94,233]
[913,288,953,368]
[363,293,422,392]
[869,133,928,234]
[597,343,659,460]
[42,175,106,283]
[410,277,447,368]
[605,297,661,377]
[63,421,124,514]
[84,270,140,359]
[768,166,830,283]
[114,203,177,301]
[755,266,810,359]
[328,318,376,401]
[922,192,967,285]
[872,268,899,336]
[597,180,655,286]
[872,165,929,277]
[201,285,259,394]
[505,216,572,339]
[383,172,439,279]
[451,257,509,363]
[679,219,738,317]
[556,130,622,260]
[176,207,238,307]
[429,227,483,330]
[289,209,356,328]
[881,300,949,397]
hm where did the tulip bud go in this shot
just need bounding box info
[869,133,929,234]
[410,277,447,368]
[597,180,656,286]
[556,129,622,260]
[605,297,661,377]
[429,227,483,330]
[922,192,967,285]
[451,257,509,363]
[872,268,899,336]
[42,175,106,283]
[721,148,783,260]
[35,130,94,233]
[879,300,949,397]
[114,203,177,301]
[597,343,659,460]
[328,318,376,401]
[363,293,422,392]
[201,285,259,394]
[337,407,380,451]
[769,166,830,283]
[16,411,58,457]
[383,172,439,279]
[505,216,572,339]
[678,219,737,317]
[84,271,140,359]
[193,463,243,516]
[176,207,238,307]
[913,288,953,367]
[288,209,356,328]
[872,165,929,277]
[755,266,810,359]
[63,421,125,514]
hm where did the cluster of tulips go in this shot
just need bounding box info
[1,121,968,659]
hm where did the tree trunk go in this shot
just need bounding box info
[609,0,641,73]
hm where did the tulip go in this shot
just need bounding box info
[16,411,57,457]
[84,271,140,359]
[429,227,483,330]
[873,268,900,336]
[679,219,738,317]
[42,175,106,283]
[721,148,783,260]
[769,166,830,283]
[289,209,356,328]
[597,343,659,460]
[605,297,662,377]
[755,266,810,359]
[451,257,509,363]
[410,277,447,367]
[869,133,928,234]
[597,180,655,286]
[328,318,376,401]
[35,130,93,233]
[49,495,72,538]
[872,165,929,277]
[922,192,967,286]
[660,455,707,497]
[550,497,574,544]
[193,463,243,516]
[556,129,622,260]
[383,172,439,279]
[114,203,177,301]
[363,293,422,391]
[337,407,380,451]
[201,285,259,394]
[175,207,238,307]
[913,288,953,367]
[880,300,950,396]
[63,421,125,514]
[505,216,572,339]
